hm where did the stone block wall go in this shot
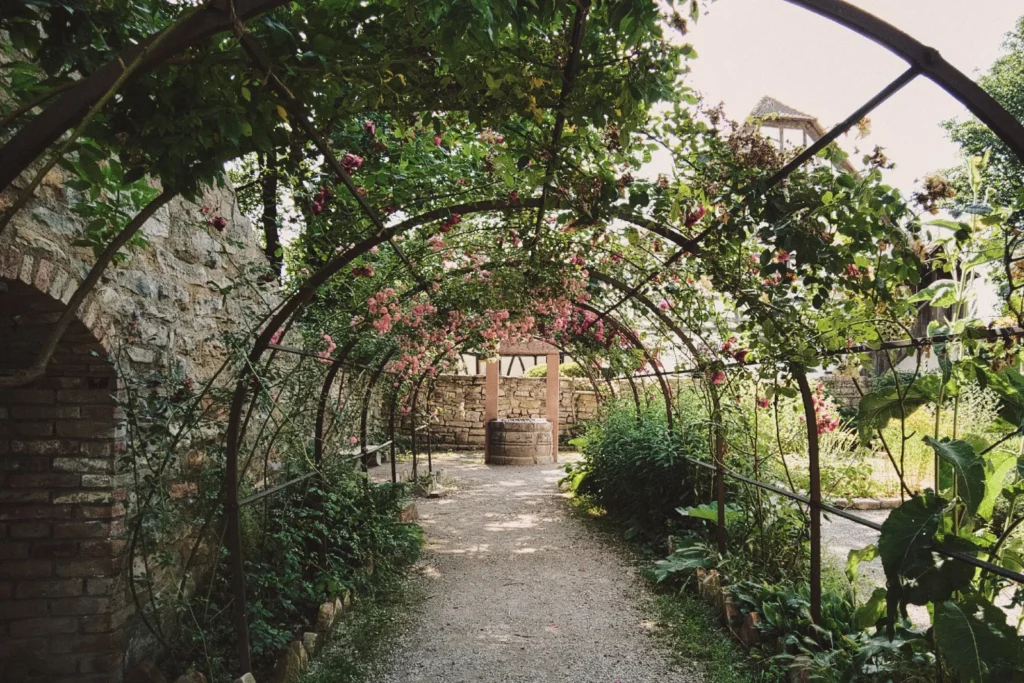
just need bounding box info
[820,375,862,409]
[0,171,274,681]
[426,376,600,449]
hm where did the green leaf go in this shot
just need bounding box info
[567,436,587,450]
[676,502,739,524]
[853,587,887,630]
[651,545,710,583]
[566,469,587,494]
[936,342,953,385]
[76,157,105,185]
[978,450,1016,521]
[846,544,877,582]
[985,367,1024,428]
[855,381,936,443]
[919,537,979,603]
[907,279,958,307]
[878,493,944,580]
[925,437,986,518]
[934,596,1024,682]
[837,173,857,189]
[929,218,967,232]
[628,189,649,208]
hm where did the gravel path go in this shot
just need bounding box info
[373,451,699,683]
[821,509,889,587]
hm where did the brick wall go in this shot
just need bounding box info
[426,375,601,449]
[1,172,274,680]
[0,279,127,682]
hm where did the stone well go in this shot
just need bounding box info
[486,418,553,465]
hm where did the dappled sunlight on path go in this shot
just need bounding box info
[374,452,697,683]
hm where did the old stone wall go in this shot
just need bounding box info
[2,172,274,381]
[820,375,863,409]
[427,376,601,449]
[0,171,275,682]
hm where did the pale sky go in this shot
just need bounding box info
[683,0,1023,196]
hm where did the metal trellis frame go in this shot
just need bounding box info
[5,0,1017,670]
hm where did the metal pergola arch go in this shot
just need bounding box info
[302,300,646,489]
[220,193,684,667]
[298,256,672,483]
[167,0,1024,651]
[5,0,1024,674]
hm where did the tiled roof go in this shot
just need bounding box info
[746,95,856,173]
[749,95,816,122]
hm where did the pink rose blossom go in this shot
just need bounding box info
[684,205,706,227]
[342,153,363,173]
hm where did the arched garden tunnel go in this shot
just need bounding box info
[2,0,1024,681]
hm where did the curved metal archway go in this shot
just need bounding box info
[6,0,1017,670]
[176,1,1024,652]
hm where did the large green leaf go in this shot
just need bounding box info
[925,437,986,519]
[651,546,711,583]
[855,379,939,444]
[878,493,944,580]
[978,450,1017,521]
[853,587,888,630]
[565,469,588,494]
[934,595,1024,682]
[846,544,877,582]
[919,537,980,603]
[676,502,740,524]
[983,367,1024,428]
[907,279,958,307]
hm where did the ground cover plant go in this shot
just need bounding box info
[111,335,425,680]
[564,381,1024,681]
[299,571,425,683]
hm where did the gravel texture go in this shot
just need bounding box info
[821,509,889,587]
[373,451,699,683]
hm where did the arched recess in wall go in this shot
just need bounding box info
[0,276,127,683]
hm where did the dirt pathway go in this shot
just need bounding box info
[373,451,698,683]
